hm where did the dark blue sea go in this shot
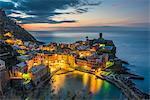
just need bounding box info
[31,31,149,99]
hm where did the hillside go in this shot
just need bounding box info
[0,9,40,43]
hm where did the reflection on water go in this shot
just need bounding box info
[96,79,103,93]
[90,75,97,94]
[51,75,66,94]
[49,71,122,99]
[104,81,110,91]
[82,73,103,94]
[83,73,88,87]
[52,71,105,94]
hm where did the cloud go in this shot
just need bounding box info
[76,8,89,14]
[10,16,77,24]
[0,0,101,24]
[0,1,15,9]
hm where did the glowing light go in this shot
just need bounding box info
[83,73,89,87]
[17,50,26,55]
[99,44,105,47]
[22,73,30,80]
[90,75,97,94]
[80,54,83,57]
[51,75,66,94]
[89,75,103,94]
[4,32,13,37]
[15,39,23,45]
[5,39,14,44]
[87,53,90,56]
[22,73,31,85]
[96,79,103,92]
[33,63,37,66]
[84,65,87,68]
[17,72,22,77]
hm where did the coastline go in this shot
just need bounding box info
[0,32,149,99]
[71,66,149,99]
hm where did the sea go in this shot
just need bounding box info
[30,30,149,99]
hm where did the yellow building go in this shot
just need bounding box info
[26,53,76,70]
[78,51,92,58]
[42,45,56,51]
[76,58,88,67]
[5,36,23,46]
[17,50,26,55]
[15,39,23,45]
[3,32,13,38]
[68,54,75,67]
[5,39,14,44]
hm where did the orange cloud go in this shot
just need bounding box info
[20,18,137,31]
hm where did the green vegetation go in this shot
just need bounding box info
[99,44,105,47]
[106,61,114,68]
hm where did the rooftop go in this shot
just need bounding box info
[30,64,47,74]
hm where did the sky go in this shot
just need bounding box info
[0,0,149,31]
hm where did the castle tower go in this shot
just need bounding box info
[99,33,102,38]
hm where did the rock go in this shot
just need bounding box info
[121,60,129,65]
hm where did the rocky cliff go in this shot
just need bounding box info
[0,9,39,43]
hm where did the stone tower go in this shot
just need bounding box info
[99,33,102,38]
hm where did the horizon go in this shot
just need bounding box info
[0,0,149,31]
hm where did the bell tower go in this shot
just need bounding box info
[99,33,102,38]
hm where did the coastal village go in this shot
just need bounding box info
[0,9,149,100]
[0,31,149,99]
